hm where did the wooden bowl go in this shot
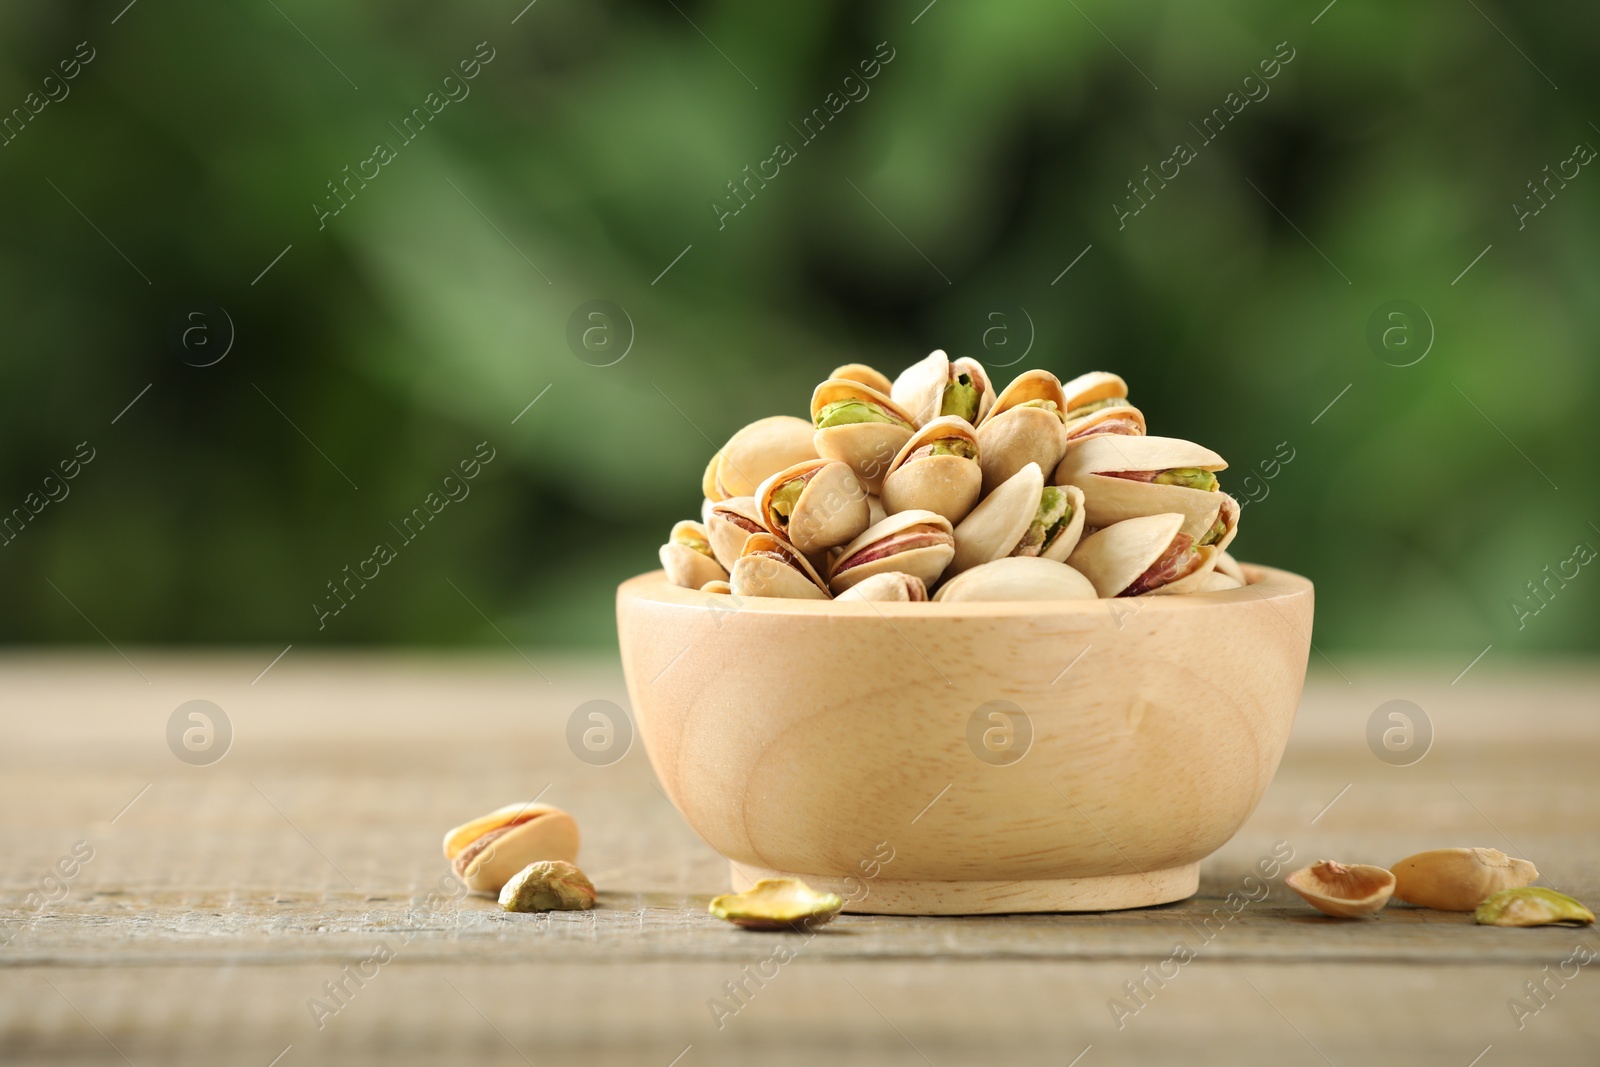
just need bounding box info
[616,564,1313,915]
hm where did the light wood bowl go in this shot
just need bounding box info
[616,563,1313,915]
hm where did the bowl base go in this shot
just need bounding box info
[730,861,1199,915]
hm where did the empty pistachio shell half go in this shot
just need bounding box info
[443,803,581,896]
[810,379,917,495]
[1067,512,1218,597]
[709,877,844,930]
[1390,848,1539,911]
[933,556,1096,602]
[975,370,1069,496]
[756,459,871,555]
[829,362,894,396]
[834,571,928,602]
[1475,887,1594,927]
[1285,860,1396,918]
[891,349,995,427]
[499,860,597,912]
[659,520,728,589]
[731,532,831,600]
[705,416,819,501]
[827,509,955,594]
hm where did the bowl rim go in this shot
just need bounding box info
[619,561,1312,618]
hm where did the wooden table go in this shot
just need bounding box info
[3,652,1597,1066]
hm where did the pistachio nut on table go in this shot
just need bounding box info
[660,350,1243,602]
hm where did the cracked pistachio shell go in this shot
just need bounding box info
[709,878,844,930]
[659,520,728,590]
[1285,860,1396,918]
[706,416,819,500]
[1475,887,1594,927]
[1054,434,1228,542]
[1064,402,1147,442]
[828,509,955,594]
[756,459,871,555]
[891,349,995,427]
[828,362,894,396]
[443,803,581,896]
[881,416,984,525]
[706,497,766,571]
[834,571,929,602]
[1390,848,1540,911]
[975,370,1068,495]
[810,379,917,495]
[949,464,1084,576]
[933,556,1097,602]
[730,532,831,600]
[1067,513,1219,598]
[1059,370,1129,414]
[499,860,597,912]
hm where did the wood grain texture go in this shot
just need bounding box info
[2,652,1598,1066]
[618,565,1313,912]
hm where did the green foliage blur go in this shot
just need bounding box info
[1,1,1596,656]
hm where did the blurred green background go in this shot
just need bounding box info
[1,1,1595,656]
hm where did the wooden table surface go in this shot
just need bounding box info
[2,652,1597,1066]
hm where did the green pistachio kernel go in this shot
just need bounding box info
[1012,399,1063,421]
[1198,514,1228,547]
[939,374,981,422]
[1475,887,1595,927]
[1152,467,1219,492]
[1066,396,1131,418]
[927,438,978,460]
[767,480,806,526]
[815,399,912,430]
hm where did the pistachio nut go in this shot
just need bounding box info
[810,379,917,494]
[1390,848,1540,911]
[756,459,871,555]
[1064,402,1147,443]
[890,349,996,427]
[1055,434,1228,543]
[881,415,984,525]
[834,571,929,602]
[1059,370,1130,418]
[828,362,895,396]
[730,531,832,600]
[443,803,581,896]
[948,462,1086,576]
[1475,887,1595,927]
[659,520,729,590]
[974,369,1069,496]
[709,877,844,930]
[1067,512,1219,597]
[827,509,955,594]
[706,496,767,571]
[499,860,597,912]
[1284,860,1396,918]
[933,556,1096,602]
[703,416,819,501]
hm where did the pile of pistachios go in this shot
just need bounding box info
[659,352,1244,601]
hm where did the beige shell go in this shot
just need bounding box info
[701,579,732,595]
[731,532,831,600]
[1285,861,1396,918]
[1063,403,1147,442]
[1215,550,1247,584]
[810,379,917,495]
[707,416,819,500]
[1054,434,1228,542]
[659,520,728,589]
[1196,571,1243,592]
[948,465,1085,577]
[756,459,871,555]
[933,556,1097,602]
[706,497,766,571]
[974,370,1068,496]
[867,493,887,527]
[1059,370,1128,413]
[891,350,996,427]
[828,509,955,594]
[833,571,929,602]
[1390,848,1540,911]
[442,802,581,896]
[828,362,894,396]
[881,416,984,524]
[1067,512,1219,598]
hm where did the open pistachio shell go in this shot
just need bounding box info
[829,362,895,396]
[709,877,844,930]
[731,532,831,600]
[828,509,955,594]
[891,350,995,427]
[948,465,1082,575]
[659,520,729,589]
[706,497,767,571]
[1054,434,1228,542]
[1064,403,1147,442]
[756,459,871,556]
[1066,512,1219,597]
[1215,550,1247,585]
[1390,848,1539,911]
[709,416,819,500]
[1059,370,1129,414]
[1199,493,1241,553]
[881,416,983,524]
[1285,860,1396,918]
[933,556,1097,602]
[834,571,929,602]
[442,802,581,896]
[810,379,917,495]
[975,370,1068,496]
